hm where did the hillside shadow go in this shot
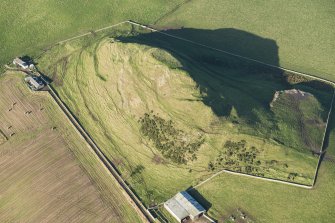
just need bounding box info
[117,29,327,129]
[117,26,335,186]
[119,28,285,121]
[161,27,280,66]
[118,26,333,133]
[119,27,333,148]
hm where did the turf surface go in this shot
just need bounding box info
[0,0,184,69]
[2,2,335,222]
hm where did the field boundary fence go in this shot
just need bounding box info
[56,21,128,45]
[191,168,313,190]
[312,88,335,186]
[30,19,335,87]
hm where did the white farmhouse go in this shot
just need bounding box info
[13,57,29,69]
[24,76,45,91]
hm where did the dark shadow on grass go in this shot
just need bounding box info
[163,27,280,66]
[35,70,52,85]
[187,187,217,222]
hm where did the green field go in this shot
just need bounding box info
[191,161,335,223]
[155,0,335,81]
[35,23,333,210]
[0,0,183,71]
[2,2,335,222]
[1,1,334,81]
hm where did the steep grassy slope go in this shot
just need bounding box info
[156,0,335,81]
[36,26,333,205]
[118,26,333,154]
[271,89,327,152]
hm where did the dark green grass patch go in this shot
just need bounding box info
[271,90,326,152]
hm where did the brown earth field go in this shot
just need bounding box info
[0,72,143,223]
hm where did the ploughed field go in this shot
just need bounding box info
[37,24,334,206]
[0,73,143,223]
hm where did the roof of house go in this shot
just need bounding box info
[165,191,206,220]
[25,76,44,89]
[13,58,27,66]
[176,191,206,216]
[165,197,189,221]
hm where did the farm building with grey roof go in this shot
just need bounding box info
[164,191,206,222]
[24,76,45,91]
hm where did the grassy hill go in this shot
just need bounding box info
[36,24,333,207]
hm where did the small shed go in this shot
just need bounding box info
[13,58,29,69]
[164,191,206,222]
[24,76,45,91]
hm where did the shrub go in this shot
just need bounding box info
[208,140,274,176]
[139,112,204,164]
